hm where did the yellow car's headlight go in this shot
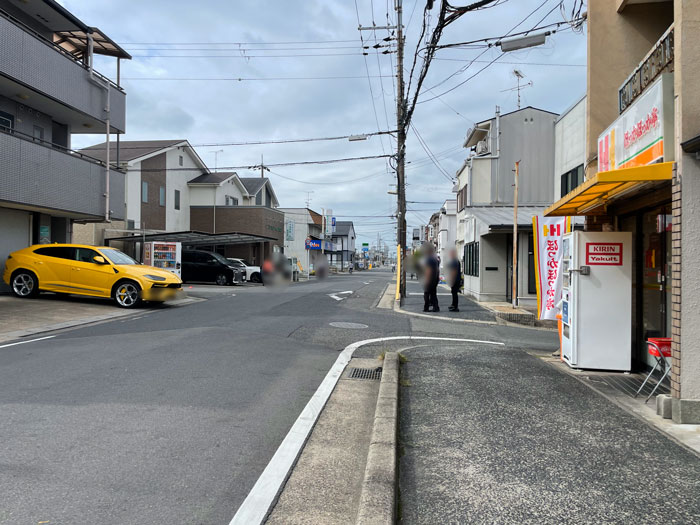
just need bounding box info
[143,274,167,281]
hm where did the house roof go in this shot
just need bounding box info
[188,171,238,185]
[239,178,279,207]
[79,140,187,164]
[466,206,547,230]
[333,221,355,237]
[239,178,268,195]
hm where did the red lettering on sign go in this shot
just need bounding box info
[585,243,623,266]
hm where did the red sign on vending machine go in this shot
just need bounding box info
[586,243,623,265]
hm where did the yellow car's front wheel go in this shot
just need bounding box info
[113,280,141,308]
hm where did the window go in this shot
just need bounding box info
[174,189,181,210]
[255,191,262,206]
[101,248,138,265]
[34,246,74,259]
[0,110,14,130]
[457,185,468,211]
[225,195,238,206]
[142,181,148,203]
[159,186,166,206]
[178,155,184,166]
[560,164,584,197]
[76,247,99,263]
[33,125,44,141]
[527,233,536,294]
[464,241,479,277]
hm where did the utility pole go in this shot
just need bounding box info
[512,161,520,309]
[260,154,265,178]
[395,0,407,299]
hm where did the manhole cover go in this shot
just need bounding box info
[347,367,382,380]
[329,322,368,329]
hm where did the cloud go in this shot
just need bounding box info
[64,0,587,244]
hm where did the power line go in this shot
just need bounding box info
[134,153,393,172]
[87,130,396,150]
[120,75,395,81]
[410,123,454,182]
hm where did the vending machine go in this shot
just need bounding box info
[143,241,182,278]
[561,231,632,371]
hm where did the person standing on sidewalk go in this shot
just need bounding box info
[447,248,462,312]
[422,243,440,313]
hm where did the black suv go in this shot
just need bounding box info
[182,250,244,285]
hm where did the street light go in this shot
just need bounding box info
[348,134,368,142]
[498,31,549,52]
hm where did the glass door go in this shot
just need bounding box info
[640,207,671,368]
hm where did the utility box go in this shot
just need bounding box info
[561,231,632,371]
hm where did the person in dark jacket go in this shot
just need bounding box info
[447,248,462,312]
[422,243,440,312]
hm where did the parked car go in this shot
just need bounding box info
[226,258,262,283]
[182,250,244,286]
[2,244,182,308]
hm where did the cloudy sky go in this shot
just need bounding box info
[66,0,587,246]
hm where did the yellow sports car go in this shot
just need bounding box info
[3,244,182,308]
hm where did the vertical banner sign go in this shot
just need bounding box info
[532,216,570,320]
[285,219,295,241]
[325,209,333,236]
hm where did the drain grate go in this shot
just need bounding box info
[348,367,382,380]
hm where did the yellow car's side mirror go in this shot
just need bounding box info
[93,255,107,264]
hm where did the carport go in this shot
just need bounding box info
[105,230,277,265]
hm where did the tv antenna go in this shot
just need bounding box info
[304,191,314,208]
[500,69,533,109]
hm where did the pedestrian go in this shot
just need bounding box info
[422,243,439,313]
[261,258,274,286]
[447,248,462,312]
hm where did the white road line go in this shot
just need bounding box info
[229,334,504,525]
[328,290,353,301]
[0,335,55,349]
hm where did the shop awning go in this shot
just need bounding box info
[104,230,275,246]
[544,162,674,217]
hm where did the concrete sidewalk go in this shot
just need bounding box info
[398,344,700,524]
[401,279,495,322]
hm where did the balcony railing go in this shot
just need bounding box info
[0,125,123,171]
[0,8,123,92]
[0,128,125,220]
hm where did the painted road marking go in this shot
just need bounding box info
[229,335,504,525]
[328,290,353,301]
[0,335,56,349]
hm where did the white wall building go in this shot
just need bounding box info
[437,199,457,275]
[278,207,324,276]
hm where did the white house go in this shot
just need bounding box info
[278,207,325,275]
[437,199,457,275]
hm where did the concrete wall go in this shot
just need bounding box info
[470,159,492,205]
[0,95,55,144]
[554,96,587,199]
[125,166,141,228]
[675,0,700,406]
[494,107,558,205]
[586,1,674,178]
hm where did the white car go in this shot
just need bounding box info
[227,258,262,283]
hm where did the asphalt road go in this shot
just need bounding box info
[0,270,558,524]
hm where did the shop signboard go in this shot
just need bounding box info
[585,243,623,265]
[305,239,333,251]
[532,215,572,321]
[598,73,673,172]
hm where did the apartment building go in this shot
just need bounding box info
[329,221,356,270]
[456,106,558,305]
[0,0,129,291]
[544,0,700,423]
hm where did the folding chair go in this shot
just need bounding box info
[634,338,672,403]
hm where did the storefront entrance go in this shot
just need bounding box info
[621,204,672,370]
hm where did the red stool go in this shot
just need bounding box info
[634,338,672,403]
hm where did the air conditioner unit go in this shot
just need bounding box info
[476,140,489,155]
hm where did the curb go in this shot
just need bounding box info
[391,293,497,326]
[356,351,399,525]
